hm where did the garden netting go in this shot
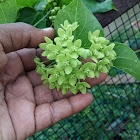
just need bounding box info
[27,2,140,140]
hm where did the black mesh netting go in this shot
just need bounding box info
[27,2,140,140]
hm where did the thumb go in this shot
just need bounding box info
[0,22,55,53]
[0,22,55,79]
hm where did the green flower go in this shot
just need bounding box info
[67,39,85,59]
[56,53,77,74]
[61,82,71,95]
[39,37,53,50]
[44,42,63,60]
[80,49,92,59]
[88,30,100,44]
[78,62,96,80]
[61,20,79,31]
[48,66,65,85]
[95,58,110,78]
[66,68,79,86]
[54,27,74,46]
[102,43,116,60]
[77,82,91,94]
[90,44,104,63]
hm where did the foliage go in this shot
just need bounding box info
[0,0,116,25]
[82,0,117,13]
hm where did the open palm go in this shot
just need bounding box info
[0,23,107,140]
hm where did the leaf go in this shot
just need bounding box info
[16,7,46,28]
[0,0,17,24]
[54,0,104,48]
[113,43,140,81]
[16,0,38,10]
[82,0,117,13]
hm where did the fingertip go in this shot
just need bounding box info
[42,27,55,40]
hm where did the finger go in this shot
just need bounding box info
[34,85,74,105]
[85,72,108,87]
[16,48,49,72]
[0,23,55,53]
[0,45,8,79]
[35,92,93,132]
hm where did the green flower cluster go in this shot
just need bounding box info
[45,0,64,23]
[35,20,116,95]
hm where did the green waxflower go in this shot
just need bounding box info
[80,49,92,59]
[77,82,91,94]
[95,58,110,78]
[39,37,53,50]
[88,30,100,44]
[90,44,104,62]
[56,53,77,74]
[61,20,79,31]
[78,62,96,80]
[48,66,65,85]
[67,39,85,59]
[102,43,116,60]
[44,42,63,60]
[54,27,74,46]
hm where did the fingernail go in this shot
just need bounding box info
[42,27,54,31]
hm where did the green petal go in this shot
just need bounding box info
[87,71,95,78]
[57,63,64,69]
[58,75,65,85]
[101,66,108,73]
[54,37,63,43]
[69,78,77,86]
[97,52,104,58]
[42,51,49,56]
[65,66,72,74]
[69,36,74,41]
[56,42,62,50]
[70,86,78,94]
[74,39,81,48]
[80,87,87,94]
[45,37,53,44]
[83,82,91,88]
[56,54,65,62]
[48,44,56,51]
[39,43,47,50]
[93,30,100,37]
[64,20,69,26]
[47,52,56,60]
[41,74,48,80]
[88,31,93,42]
[62,88,68,95]
[49,83,56,89]
[72,22,79,31]
[71,52,78,59]
[70,59,77,67]
[95,71,100,78]
[97,37,106,43]
[58,28,65,37]
[91,56,98,63]
[49,75,57,82]
[67,40,73,48]
[43,79,49,84]
[78,48,85,55]
[66,26,72,36]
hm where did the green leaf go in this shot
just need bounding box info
[54,0,104,48]
[82,0,117,13]
[16,0,38,9]
[49,75,57,82]
[16,7,46,28]
[0,0,17,24]
[65,66,72,74]
[113,43,140,81]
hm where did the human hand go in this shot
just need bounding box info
[0,23,107,140]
